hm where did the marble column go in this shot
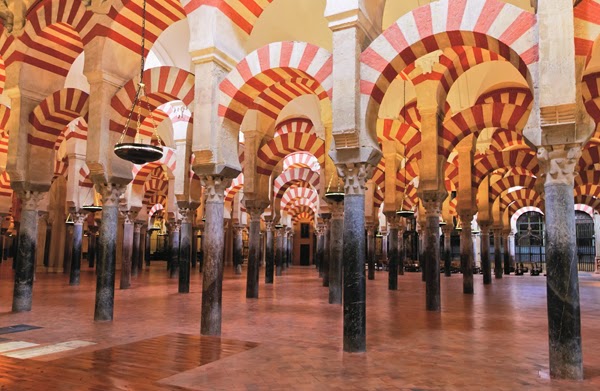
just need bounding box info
[63,223,73,274]
[398,227,405,276]
[281,227,288,271]
[366,224,375,280]
[200,176,231,336]
[233,225,244,275]
[12,191,44,313]
[275,227,283,276]
[442,226,453,277]
[145,229,152,267]
[539,145,583,379]
[42,213,52,267]
[119,211,136,290]
[459,213,474,295]
[316,228,324,278]
[88,226,98,268]
[381,231,388,271]
[422,195,445,311]
[131,222,142,277]
[480,224,492,285]
[503,231,511,275]
[178,208,194,294]
[70,212,87,286]
[168,221,181,279]
[385,212,400,291]
[245,207,263,299]
[287,228,293,267]
[329,204,343,304]
[339,164,369,352]
[191,228,198,269]
[94,184,125,321]
[493,228,503,279]
[322,220,331,287]
[264,220,275,284]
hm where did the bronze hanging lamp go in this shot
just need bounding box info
[114,0,164,165]
[396,77,414,218]
[82,187,102,213]
[325,174,344,203]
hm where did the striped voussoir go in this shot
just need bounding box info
[500,188,542,212]
[0,105,9,130]
[273,167,320,201]
[377,119,421,161]
[275,118,314,137]
[373,186,384,209]
[575,169,600,187]
[184,0,274,36]
[281,187,319,212]
[446,197,458,217]
[0,130,8,156]
[507,197,544,218]
[574,0,600,60]
[575,203,595,218]
[110,67,194,137]
[578,143,600,171]
[131,148,177,187]
[445,158,459,192]
[146,194,167,209]
[488,128,527,153]
[0,171,12,198]
[219,41,332,128]
[53,156,68,180]
[489,174,536,203]
[293,211,313,222]
[78,165,93,189]
[283,152,320,172]
[582,72,600,130]
[29,88,89,150]
[224,174,244,210]
[253,78,329,120]
[575,184,600,199]
[473,150,539,188]
[149,203,164,218]
[511,205,544,226]
[256,132,325,176]
[360,0,538,129]
[285,203,317,220]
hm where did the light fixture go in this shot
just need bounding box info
[113,0,164,165]
[65,213,74,225]
[439,221,447,227]
[396,82,414,219]
[325,175,344,203]
[275,223,283,229]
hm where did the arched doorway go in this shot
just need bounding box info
[515,212,545,271]
[575,211,595,271]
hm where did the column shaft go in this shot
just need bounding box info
[504,233,511,275]
[388,226,399,290]
[120,220,134,289]
[367,229,375,280]
[460,222,474,295]
[70,220,84,286]
[131,225,141,277]
[323,226,330,287]
[233,227,243,275]
[169,226,180,279]
[43,224,52,267]
[265,226,274,284]
[179,219,192,294]
[481,227,491,285]
[493,230,503,279]
[329,215,343,304]
[424,212,441,311]
[246,215,261,299]
[276,230,283,276]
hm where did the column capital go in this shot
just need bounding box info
[72,211,88,225]
[537,144,582,186]
[201,176,232,204]
[329,201,344,219]
[17,190,44,211]
[337,163,374,196]
[420,191,447,216]
[365,223,376,236]
[178,207,195,224]
[264,219,274,232]
[168,220,181,233]
[120,210,138,225]
[384,211,401,229]
[441,225,454,236]
[134,221,144,233]
[246,207,264,222]
[95,183,126,207]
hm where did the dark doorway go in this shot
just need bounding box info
[300,244,310,266]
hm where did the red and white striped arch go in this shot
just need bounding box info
[445,158,459,192]
[377,119,421,161]
[256,132,325,175]
[0,104,9,130]
[224,173,244,208]
[293,211,315,223]
[149,203,165,218]
[184,0,274,35]
[360,0,537,131]
[575,194,600,213]
[0,130,8,157]
[488,174,536,203]
[0,56,5,94]
[575,184,600,198]
[510,206,544,227]
[29,88,89,150]
[273,167,320,201]
[78,165,93,189]
[106,0,186,57]
[131,148,177,185]
[0,171,12,199]
[110,67,194,137]
[575,203,595,218]
[475,86,533,106]
[253,78,329,120]
[55,118,88,151]
[473,150,538,188]
[283,152,320,172]
[219,41,332,129]
[581,72,600,127]
[574,0,600,60]
[441,102,530,157]
[488,128,528,153]
[281,187,319,212]
[500,188,542,212]
[137,109,170,138]
[578,143,600,171]
[285,199,318,216]
[508,200,543,222]
[147,194,167,210]
[53,156,68,180]
[576,169,600,187]
[275,118,314,137]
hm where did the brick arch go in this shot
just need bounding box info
[377,119,421,161]
[29,88,89,150]
[574,194,600,213]
[576,169,600,187]
[373,158,419,193]
[110,67,194,137]
[78,165,93,189]
[224,173,244,210]
[285,200,318,217]
[256,132,325,175]
[273,167,320,202]
[283,152,320,172]
[361,0,537,134]
[293,211,315,223]
[253,78,329,121]
[500,188,543,212]
[220,42,332,130]
[131,148,177,186]
[581,72,600,127]
[275,118,315,138]
[574,0,600,61]
[578,143,600,171]
[475,86,533,106]
[488,128,528,153]
[149,203,165,218]
[489,174,537,203]
[508,198,544,219]
[441,102,531,157]
[574,184,600,198]
[184,0,274,35]
[146,194,167,209]
[0,170,12,199]
[281,187,319,212]
[0,104,9,130]
[473,150,539,188]
[445,158,459,192]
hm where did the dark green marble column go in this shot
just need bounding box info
[119,212,135,290]
[422,194,445,312]
[493,228,503,279]
[265,220,275,284]
[480,224,491,285]
[178,208,194,294]
[70,212,87,286]
[233,225,244,275]
[245,207,264,299]
[366,224,375,280]
[459,213,474,295]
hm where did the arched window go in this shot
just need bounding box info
[575,211,595,272]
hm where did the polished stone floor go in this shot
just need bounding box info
[0,260,599,390]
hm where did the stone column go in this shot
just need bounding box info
[191,227,198,269]
[442,226,453,277]
[328,203,343,303]
[168,221,181,279]
[493,228,503,279]
[42,213,52,267]
[459,213,474,295]
[384,212,400,290]
[12,191,44,313]
[131,222,142,277]
[233,224,244,275]
[200,176,231,335]
[264,219,275,284]
[63,223,73,274]
[245,207,264,299]
[316,227,324,277]
[281,227,288,271]
[286,228,293,267]
[119,211,136,290]
[538,145,583,379]
[88,226,98,268]
[322,220,331,287]
[339,164,369,352]
[94,183,125,321]
[398,226,405,276]
[381,230,388,270]
[178,208,194,294]
[503,230,511,275]
[70,212,87,286]
[422,193,445,311]
[366,223,375,280]
[275,227,283,276]
[480,224,492,285]
[145,228,151,267]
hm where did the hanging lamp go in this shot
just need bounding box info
[114,0,164,165]
[82,187,102,213]
[325,175,344,203]
[396,77,414,218]
[65,213,74,225]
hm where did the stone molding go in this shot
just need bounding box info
[72,211,88,226]
[96,183,126,207]
[337,163,372,196]
[178,208,195,224]
[120,210,138,225]
[537,144,582,186]
[201,176,232,204]
[246,206,264,222]
[17,190,44,211]
[420,191,446,216]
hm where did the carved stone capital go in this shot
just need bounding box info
[420,191,446,216]
[134,221,144,233]
[246,206,264,222]
[537,144,582,186]
[201,176,232,204]
[337,163,373,196]
[264,219,274,232]
[72,211,88,225]
[120,210,138,225]
[178,208,195,224]
[96,183,126,207]
[384,212,401,230]
[168,220,181,233]
[17,190,44,211]
[365,223,376,236]
[441,225,453,236]
[329,201,344,219]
